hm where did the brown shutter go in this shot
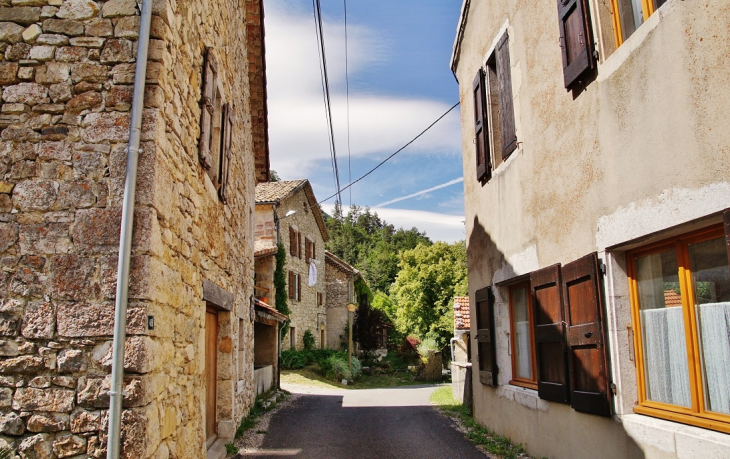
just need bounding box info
[496,32,517,159]
[562,253,612,416]
[312,242,316,260]
[289,227,296,256]
[218,104,233,204]
[724,209,730,264]
[288,271,293,299]
[475,287,497,386]
[199,48,217,170]
[305,239,311,263]
[557,0,595,89]
[298,232,302,259]
[531,264,570,403]
[297,274,301,301]
[473,69,491,182]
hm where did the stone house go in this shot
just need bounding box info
[324,250,358,350]
[254,179,328,351]
[451,296,471,404]
[451,0,730,457]
[0,0,270,456]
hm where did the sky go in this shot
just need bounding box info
[264,0,465,243]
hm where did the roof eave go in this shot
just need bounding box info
[449,0,471,82]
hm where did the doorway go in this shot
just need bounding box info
[205,308,218,445]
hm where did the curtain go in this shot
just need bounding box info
[698,302,730,414]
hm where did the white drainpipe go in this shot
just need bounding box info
[106,0,153,457]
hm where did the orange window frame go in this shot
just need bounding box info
[627,224,730,434]
[609,0,659,47]
[508,282,537,389]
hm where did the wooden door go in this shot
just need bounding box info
[205,310,218,443]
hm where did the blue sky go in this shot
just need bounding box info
[264,1,465,242]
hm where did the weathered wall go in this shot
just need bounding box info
[324,258,353,350]
[277,190,326,350]
[454,0,730,457]
[0,0,261,456]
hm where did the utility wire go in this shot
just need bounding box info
[312,0,342,204]
[343,0,352,208]
[318,101,460,205]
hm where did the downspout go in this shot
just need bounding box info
[106,0,153,457]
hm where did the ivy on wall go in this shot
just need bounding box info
[274,243,291,333]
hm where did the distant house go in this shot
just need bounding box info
[451,0,730,457]
[324,251,359,350]
[451,297,471,402]
[255,180,329,350]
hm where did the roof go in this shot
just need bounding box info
[255,180,329,242]
[325,251,360,276]
[254,239,277,258]
[664,290,683,307]
[454,296,470,330]
[449,0,471,78]
[254,298,288,322]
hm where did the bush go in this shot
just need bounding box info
[303,329,315,351]
[319,353,361,381]
[417,338,439,358]
[281,348,339,369]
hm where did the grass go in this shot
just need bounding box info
[225,442,238,456]
[430,386,530,459]
[282,364,427,390]
[234,390,288,440]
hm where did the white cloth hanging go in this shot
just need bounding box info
[308,261,318,286]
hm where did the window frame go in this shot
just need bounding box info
[609,0,661,47]
[288,270,301,302]
[627,223,730,434]
[508,281,538,390]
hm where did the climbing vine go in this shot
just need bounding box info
[274,243,290,332]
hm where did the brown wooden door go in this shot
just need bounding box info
[205,310,218,443]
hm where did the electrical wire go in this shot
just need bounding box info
[318,101,460,205]
[312,0,342,204]
[343,0,352,208]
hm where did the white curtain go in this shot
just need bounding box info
[697,302,730,414]
[515,321,531,379]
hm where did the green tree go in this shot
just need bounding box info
[389,241,467,349]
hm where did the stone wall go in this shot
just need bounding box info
[0,0,262,457]
[324,257,353,350]
[277,190,326,350]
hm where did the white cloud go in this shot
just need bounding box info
[264,3,462,179]
[321,204,465,244]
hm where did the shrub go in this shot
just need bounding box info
[319,353,361,381]
[281,350,308,369]
[303,329,315,351]
[417,338,439,359]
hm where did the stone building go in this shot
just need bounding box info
[324,250,358,350]
[0,0,270,457]
[254,180,328,350]
[451,0,730,457]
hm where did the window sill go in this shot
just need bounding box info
[633,405,730,435]
[495,384,548,412]
[622,412,730,456]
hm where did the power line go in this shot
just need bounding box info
[318,101,460,205]
[343,0,352,208]
[312,0,342,203]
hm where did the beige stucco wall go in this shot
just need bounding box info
[276,190,327,350]
[455,0,730,457]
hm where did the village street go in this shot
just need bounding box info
[240,384,488,458]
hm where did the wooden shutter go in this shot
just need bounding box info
[298,232,302,259]
[296,274,301,301]
[496,32,517,159]
[289,227,296,256]
[288,271,294,299]
[475,287,497,386]
[473,69,491,182]
[557,0,595,89]
[724,209,730,264]
[312,242,316,260]
[218,104,233,204]
[199,47,217,170]
[305,239,311,263]
[531,264,570,403]
[562,253,611,416]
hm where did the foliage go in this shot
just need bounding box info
[416,338,439,356]
[390,241,467,349]
[0,447,13,459]
[352,296,389,353]
[318,352,361,381]
[269,170,281,182]
[274,243,290,333]
[431,387,530,459]
[235,390,287,439]
[325,203,431,292]
[302,329,315,351]
[280,349,339,369]
[225,442,238,455]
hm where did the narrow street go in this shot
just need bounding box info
[241,384,488,458]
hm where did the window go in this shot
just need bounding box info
[475,287,497,386]
[628,223,730,433]
[509,282,536,389]
[557,0,596,89]
[305,238,315,263]
[610,0,666,46]
[317,292,323,306]
[473,30,517,183]
[198,47,233,203]
[288,271,301,301]
[289,227,301,258]
[290,327,296,349]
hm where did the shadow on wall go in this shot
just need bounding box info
[468,216,645,458]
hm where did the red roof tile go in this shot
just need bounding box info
[664,290,683,307]
[454,296,470,330]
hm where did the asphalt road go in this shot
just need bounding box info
[242,384,488,459]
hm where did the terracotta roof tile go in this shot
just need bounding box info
[255,180,307,203]
[254,240,277,258]
[454,296,470,330]
[664,289,683,307]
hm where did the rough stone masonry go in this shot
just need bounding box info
[0,0,267,457]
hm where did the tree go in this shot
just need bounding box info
[353,278,388,352]
[269,170,281,182]
[389,241,467,349]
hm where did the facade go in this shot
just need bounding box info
[324,250,358,350]
[452,0,730,458]
[451,296,471,403]
[254,180,328,351]
[0,0,270,457]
